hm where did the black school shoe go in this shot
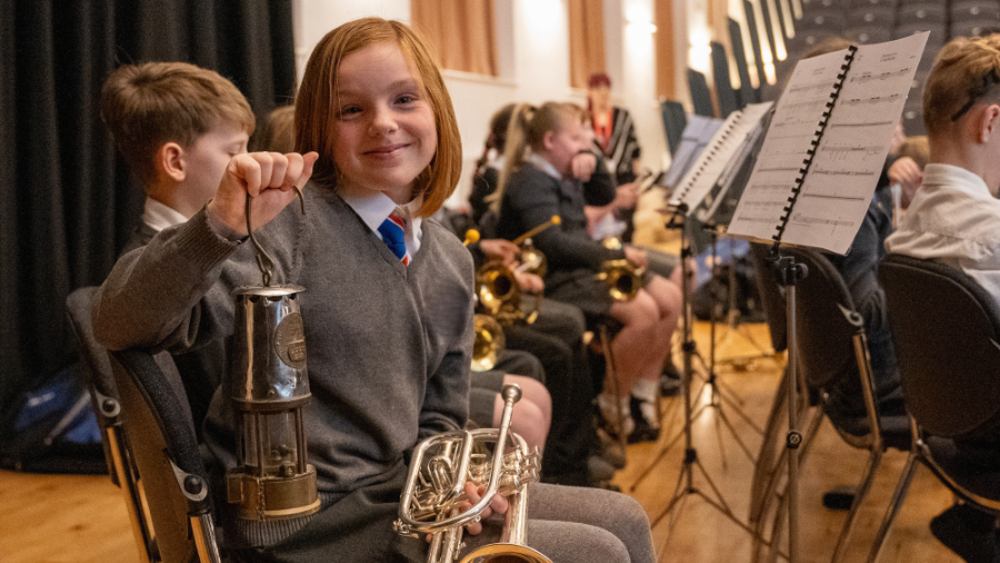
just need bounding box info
[594,429,627,469]
[661,362,683,397]
[627,396,661,444]
[930,503,1000,563]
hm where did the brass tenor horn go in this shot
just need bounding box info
[394,385,550,563]
[596,259,644,301]
[595,238,644,301]
[476,262,518,319]
[511,216,559,279]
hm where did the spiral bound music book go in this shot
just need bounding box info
[668,101,774,216]
[661,115,725,190]
[726,31,930,255]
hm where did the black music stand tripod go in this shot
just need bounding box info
[648,205,763,552]
[716,241,781,372]
[756,243,807,563]
[628,222,763,497]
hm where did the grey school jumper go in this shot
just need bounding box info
[92,184,475,548]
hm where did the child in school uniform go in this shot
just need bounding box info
[493,102,682,445]
[93,17,653,563]
[99,61,255,432]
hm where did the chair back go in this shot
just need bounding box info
[66,287,156,563]
[110,347,220,563]
[879,254,1000,438]
[65,286,120,480]
[783,247,863,392]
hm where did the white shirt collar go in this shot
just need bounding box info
[923,163,992,197]
[340,190,423,254]
[489,154,506,171]
[527,152,564,181]
[143,197,188,232]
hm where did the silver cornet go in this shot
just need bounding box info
[394,385,550,563]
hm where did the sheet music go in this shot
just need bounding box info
[726,32,929,254]
[669,102,774,213]
[662,115,723,190]
[696,114,770,226]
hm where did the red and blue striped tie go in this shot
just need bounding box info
[378,213,410,265]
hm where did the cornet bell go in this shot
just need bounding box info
[472,314,506,372]
[596,259,644,302]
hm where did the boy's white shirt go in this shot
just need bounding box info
[144,197,188,232]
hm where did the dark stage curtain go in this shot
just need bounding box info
[0,0,296,435]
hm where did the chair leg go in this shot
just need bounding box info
[192,513,222,563]
[831,448,885,563]
[106,425,156,563]
[865,451,919,563]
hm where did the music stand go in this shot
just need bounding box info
[628,218,762,494]
[646,205,770,555]
[764,243,807,563]
[713,235,782,370]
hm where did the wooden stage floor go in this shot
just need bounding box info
[0,322,960,563]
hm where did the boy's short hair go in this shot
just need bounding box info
[924,34,1000,136]
[295,17,462,218]
[100,62,255,184]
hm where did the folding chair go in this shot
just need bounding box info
[868,255,1000,562]
[65,286,155,563]
[748,247,910,563]
[109,347,222,563]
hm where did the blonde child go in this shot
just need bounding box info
[494,102,681,444]
[94,17,653,563]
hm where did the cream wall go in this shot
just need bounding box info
[292,0,675,209]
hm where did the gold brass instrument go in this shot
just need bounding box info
[394,384,550,563]
[596,259,644,301]
[511,216,560,278]
[596,238,645,302]
[472,314,506,373]
[516,238,547,279]
[473,260,541,371]
[476,262,518,319]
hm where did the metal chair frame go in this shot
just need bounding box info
[868,254,1000,562]
[748,247,910,563]
[66,286,156,563]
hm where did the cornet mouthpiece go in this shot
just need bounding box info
[501,383,522,404]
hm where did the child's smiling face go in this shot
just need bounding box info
[333,42,438,205]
